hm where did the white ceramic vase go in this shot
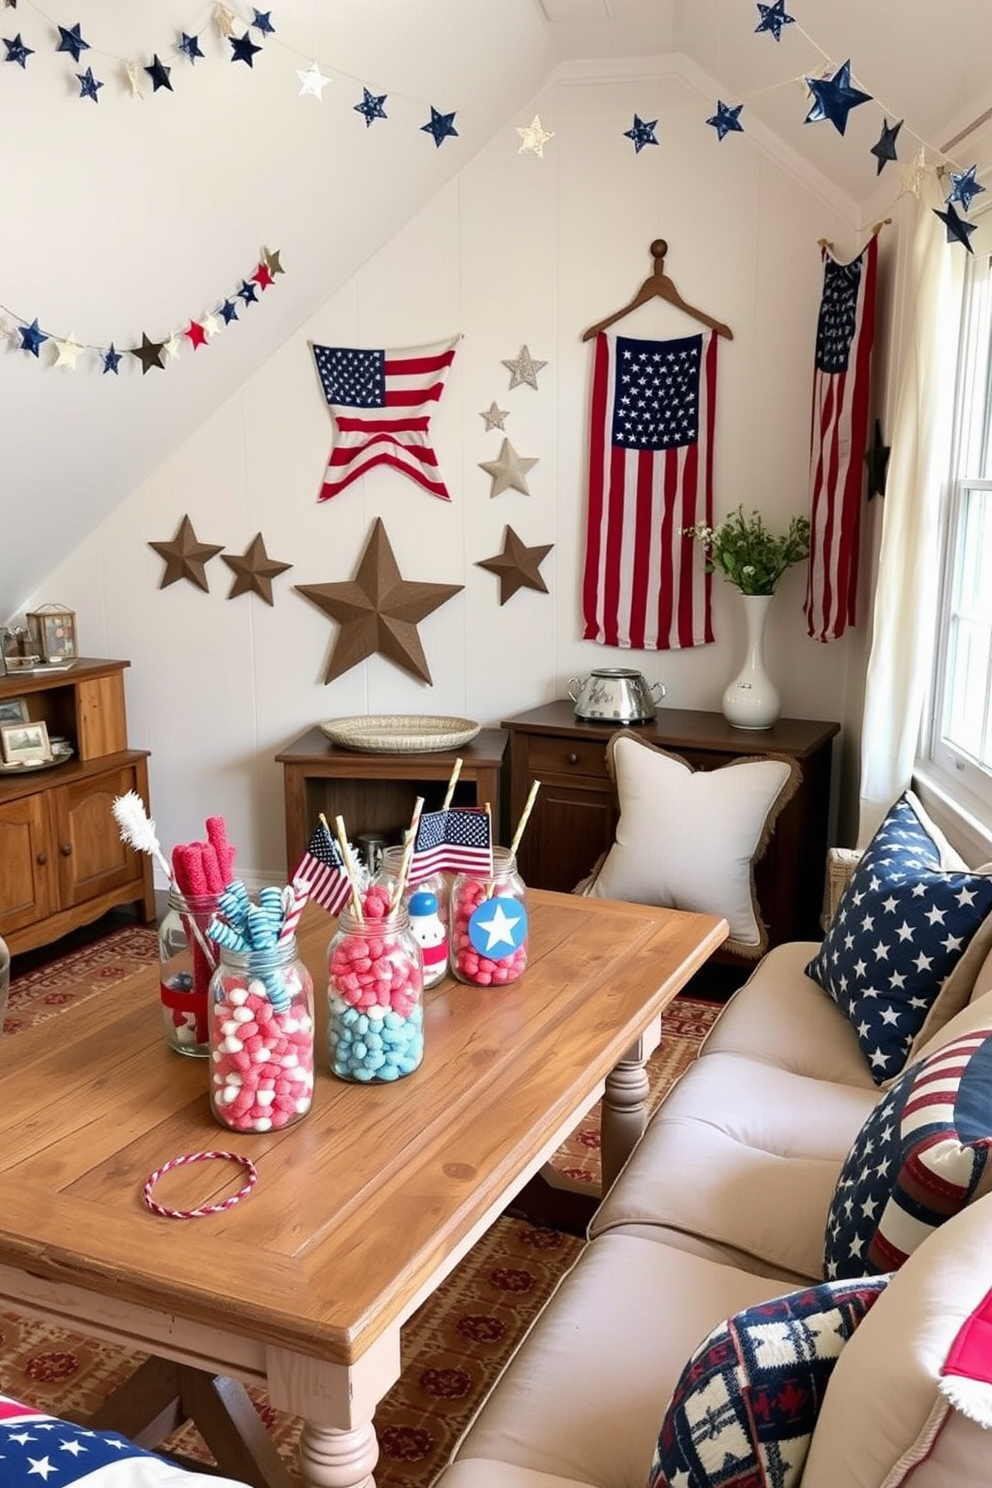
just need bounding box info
[721,593,781,730]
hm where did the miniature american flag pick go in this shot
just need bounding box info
[292,820,352,915]
[411,807,493,881]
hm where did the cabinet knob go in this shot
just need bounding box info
[567,752,579,765]
[60,842,73,857]
[36,851,47,866]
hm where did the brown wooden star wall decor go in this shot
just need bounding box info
[149,515,224,591]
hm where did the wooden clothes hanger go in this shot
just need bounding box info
[581,238,734,342]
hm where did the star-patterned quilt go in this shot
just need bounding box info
[805,794,992,1083]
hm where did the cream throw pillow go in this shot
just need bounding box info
[585,733,799,956]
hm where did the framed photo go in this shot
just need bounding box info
[0,697,29,725]
[1,719,52,765]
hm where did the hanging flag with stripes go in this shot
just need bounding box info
[581,330,718,650]
[804,234,878,642]
[291,819,352,916]
[411,807,493,881]
[311,336,459,503]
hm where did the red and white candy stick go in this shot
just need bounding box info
[278,876,312,943]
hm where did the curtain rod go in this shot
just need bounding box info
[942,105,992,155]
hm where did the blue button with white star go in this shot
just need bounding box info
[468,895,528,960]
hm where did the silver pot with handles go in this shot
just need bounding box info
[567,668,665,723]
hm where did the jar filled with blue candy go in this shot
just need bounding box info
[327,901,425,1082]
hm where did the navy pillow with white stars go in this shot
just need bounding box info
[823,1028,992,1282]
[806,795,992,1084]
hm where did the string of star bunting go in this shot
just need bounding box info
[0,247,284,374]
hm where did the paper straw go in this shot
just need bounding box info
[334,814,365,921]
[509,779,541,860]
[442,757,463,811]
[391,796,425,912]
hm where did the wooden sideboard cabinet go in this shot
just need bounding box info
[0,658,155,955]
[501,702,840,957]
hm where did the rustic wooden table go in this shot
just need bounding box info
[0,892,726,1488]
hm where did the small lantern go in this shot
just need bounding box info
[26,604,78,664]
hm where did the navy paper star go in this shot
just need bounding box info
[864,419,890,498]
[706,100,743,141]
[19,318,47,355]
[870,117,902,175]
[624,114,658,153]
[219,298,239,324]
[422,105,458,147]
[355,86,388,126]
[102,343,122,374]
[178,32,204,63]
[754,0,794,41]
[3,32,33,65]
[131,333,166,373]
[934,200,977,253]
[145,54,172,91]
[237,279,258,306]
[947,164,985,213]
[76,64,102,101]
[251,9,274,34]
[804,60,872,136]
[56,21,88,61]
[229,30,262,66]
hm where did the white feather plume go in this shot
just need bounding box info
[112,790,173,881]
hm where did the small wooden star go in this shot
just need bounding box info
[863,419,890,498]
[149,515,225,591]
[501,344,547,391]
[222,532,292,604]
[295,517,463,684]
[476,526,553,605]
[479,438,538,497]
[480,401,509,431]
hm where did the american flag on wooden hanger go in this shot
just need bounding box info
[311,336,459,503]
[581,330,718,650]
[804,234,878,642]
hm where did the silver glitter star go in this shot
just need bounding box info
[501,344,547,391]
[480,401,510,431]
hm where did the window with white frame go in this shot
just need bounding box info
[928,250,992,815]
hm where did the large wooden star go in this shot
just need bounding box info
[149,515,225,591]
[476,525,553,605]
[222,532,292,604]
[295,517,463,684]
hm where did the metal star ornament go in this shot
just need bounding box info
[355,86,387,125]
[149,516,224,592]
[948,165,985,213]
[624,114,658,153]
[934,200,977,253]
[478,438,538,497]
[706,101,743,141]
[517,114,554,157]
[422,105,458,147]
[501,345,547,391]
[222,533,291,604]
[754,1,794,41]
[804,60,872,136]
[476,526,553,606]
[297,60,330,99]
[295,517,463,685]
[480,401,509,431]
[56,22,88,62]
[870,117,902,175]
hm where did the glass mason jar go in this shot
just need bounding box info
[450,847,529,986]
[208,938,315,1132]
[373,845,449,988]
[327,904,425,1082]
[159,888,222,1056]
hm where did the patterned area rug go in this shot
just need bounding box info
[0,927,719,1486]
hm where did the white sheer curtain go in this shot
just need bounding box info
[857,190,967,844]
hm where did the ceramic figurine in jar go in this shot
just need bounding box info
[373,845,449,988]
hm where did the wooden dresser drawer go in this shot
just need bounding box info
[526,735,611,780]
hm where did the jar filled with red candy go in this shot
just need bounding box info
[450,847,528,986]
[373,845,449,989]
[327,885,425,1082]
[208,939,314,1132]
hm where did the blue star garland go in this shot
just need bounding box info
[706,100,743,141]
[19,319,47,356]
[947,165,985,213]
[754,0,794,41]
[251,10,275,35]
[102,343,123,374]
[421,105,458,146]
[77,65,102,101]
[624,114,658,153]
[145,54,172,91]
[3,33,33,66]
[355,86,388,126]
[56,22,88,62]
[237,279,259,306]
[230,31,262,66]
[178,32,204,63]
[870,117,902,175]
[804,59,872,136]
[220,298,239,324]
[934,201,977,253]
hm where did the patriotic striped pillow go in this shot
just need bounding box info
[824,1030,992,1282]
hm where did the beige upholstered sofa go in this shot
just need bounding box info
[435,794,992,1488]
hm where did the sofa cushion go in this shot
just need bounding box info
[804,792,992,1085]
[584,733,799,957]
[804,1190,992,1488]
[824,1028,992,1281]
[648,1276,889,1488]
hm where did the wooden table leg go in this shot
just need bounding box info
[297,1419,378,1488]
[600,1020,659,1194]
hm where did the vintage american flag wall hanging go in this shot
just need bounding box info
[311,335,459,502]
[804,233,878,642]
[581,329,719,650]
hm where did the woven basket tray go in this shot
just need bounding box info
[320,715,481,754]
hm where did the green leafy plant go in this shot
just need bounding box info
[684,506,811,596]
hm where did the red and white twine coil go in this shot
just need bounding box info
[142,1150,258,1219]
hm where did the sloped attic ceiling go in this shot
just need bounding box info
[3,0,991,616]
